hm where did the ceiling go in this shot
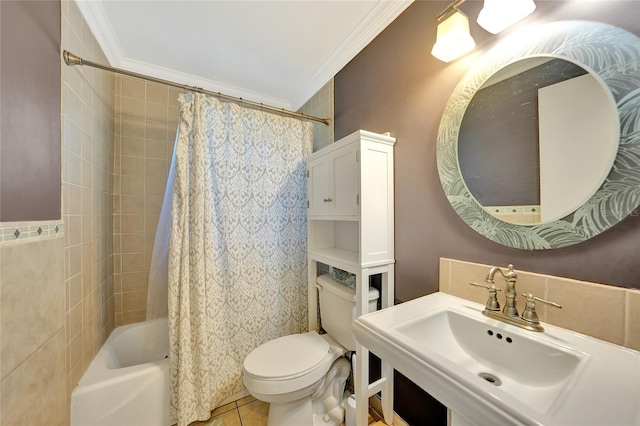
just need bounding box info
[76,0,413,110]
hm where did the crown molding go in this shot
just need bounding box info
[291,0,414,110]
[74,0,291,108]
[74,0,123,66]
[75,0,413,111]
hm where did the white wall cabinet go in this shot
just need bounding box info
[306,129,396,426]
[308,141,360,217]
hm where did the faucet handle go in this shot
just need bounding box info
[469,282,501,312]
[520,293,562,325]
[469,282,502,291]
[522,293,561,309]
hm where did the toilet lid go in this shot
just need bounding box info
[244,332,330,380]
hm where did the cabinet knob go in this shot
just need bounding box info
[323,198,333,203]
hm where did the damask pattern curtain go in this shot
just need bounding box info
[168,92,312,426]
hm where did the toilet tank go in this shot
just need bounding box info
[317,274,379,351]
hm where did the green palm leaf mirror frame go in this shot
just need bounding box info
[437,21,640,250]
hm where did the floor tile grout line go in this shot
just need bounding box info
[238,407,245,426]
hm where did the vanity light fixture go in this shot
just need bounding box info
[431,6,476,63]
[431,0,537,62]
[477,0,536,34]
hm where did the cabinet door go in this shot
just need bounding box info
[308,156,331,216]
[331,144,360,216]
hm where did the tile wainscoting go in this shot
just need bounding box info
[0,234,67,425]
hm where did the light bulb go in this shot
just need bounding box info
[477,0,536,34]
[431,11,477,62]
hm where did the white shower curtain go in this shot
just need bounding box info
[168,92,312,426]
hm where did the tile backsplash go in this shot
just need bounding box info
[439,258,640,351]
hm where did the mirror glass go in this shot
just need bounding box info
[437,21,640,250]
[458,58,619,225]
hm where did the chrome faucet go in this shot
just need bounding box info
[470,264,561,332]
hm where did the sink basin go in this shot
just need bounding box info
[396,307,586,413]
[352,292,640,426]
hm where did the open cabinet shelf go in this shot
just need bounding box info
[306,129,396,426]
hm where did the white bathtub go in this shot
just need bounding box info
[71,318,171,426]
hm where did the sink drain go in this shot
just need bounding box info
[478,372,502,386]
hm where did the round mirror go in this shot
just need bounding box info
[458,57,619,225]
[437,21,640,250]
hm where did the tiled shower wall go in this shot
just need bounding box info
[113,76,182,325]
[112,79,332,325]
[62,0,116,411]
[299,79,334,152]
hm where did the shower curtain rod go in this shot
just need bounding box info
[63,50,331,126]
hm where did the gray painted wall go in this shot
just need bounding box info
[335,1,640,304]
[1,0,61,221]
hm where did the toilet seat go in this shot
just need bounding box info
[243,332,345,397]
[244,332,330,381]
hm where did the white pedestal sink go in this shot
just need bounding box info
[352,292,640,426]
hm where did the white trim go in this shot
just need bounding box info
[75,0,291,107]
[291,0,414,110]
[74,0,123,67]
[74,0,413,110]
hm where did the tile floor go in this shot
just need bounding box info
[192,395,267,426]
[190,395,387,426]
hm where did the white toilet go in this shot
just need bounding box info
[243,274,379,426]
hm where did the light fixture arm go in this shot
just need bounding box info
[432,1,475,63]
[432,0,537,62]
[437,0,468,22]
